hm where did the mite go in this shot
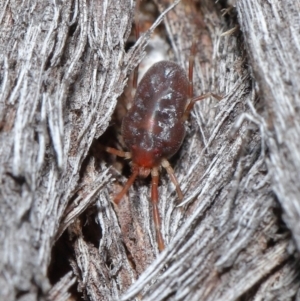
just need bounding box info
[106,3,220,251]
[106,42,219,251]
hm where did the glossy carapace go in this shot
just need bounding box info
[122,61,188,170]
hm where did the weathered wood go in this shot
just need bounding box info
[0,0,299,301]
[237,0,300,251]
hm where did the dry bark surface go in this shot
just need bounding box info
[0,0,300,300]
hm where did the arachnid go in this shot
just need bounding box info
[105,3,220,252]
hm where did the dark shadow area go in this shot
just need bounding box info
[47,231,83,300]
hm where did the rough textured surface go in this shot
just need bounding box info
[237,0,300,252]
[0,0,300,300]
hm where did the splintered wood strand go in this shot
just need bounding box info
[114,168,139,204]
[162,158,183,200]
[151,168,165,251]
[132,0,140,90]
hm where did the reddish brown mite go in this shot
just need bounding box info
[106,5,220,252]
[106,56,219,251]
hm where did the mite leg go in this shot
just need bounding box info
[161,158,184,201]
[105,146,131,159]
[183,38,223,121]
[183,93,213,121]
[114,167,139,204]
[183,38,207,121]
[183,93,223,121]
[188,39,197,104]
[151,167,165,251]
[105,147,135,203]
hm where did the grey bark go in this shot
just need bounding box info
[0,0,299,301]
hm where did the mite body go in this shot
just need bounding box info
[122,61,188,170]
